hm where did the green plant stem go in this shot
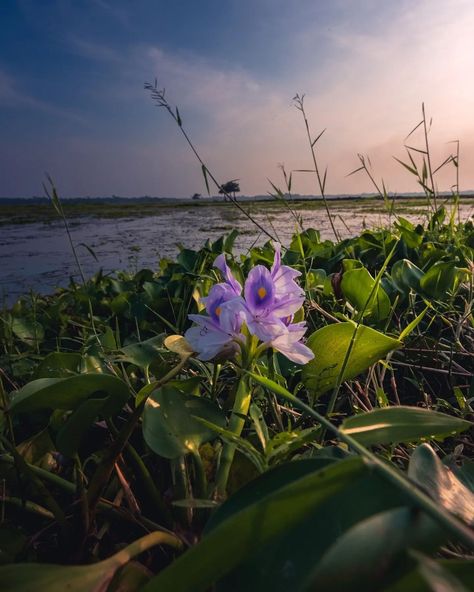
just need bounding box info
[190,448,207,500]
[250,373,474,549]
[215,374,252,497]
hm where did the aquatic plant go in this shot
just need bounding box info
[0,98,473,590]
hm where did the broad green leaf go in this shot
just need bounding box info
[341,266,391,321]
[408,444,474,526]
[35,352,81,379]
[117,335,165,370]
[0,531,181,592]
[9,374,129,417]
[340,407,472,446]
[143,457,369,592]
[302,322,402,397]
[142,383,224,458]
[204,459,336,533]
[306,508,444,592]
[391,259,424,294]
[420,261,459,299]
[11,317,44,346]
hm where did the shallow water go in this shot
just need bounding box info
[1,202,473,305]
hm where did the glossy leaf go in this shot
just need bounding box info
[341,266,391,320]
[11,317,44,346]
[341,406,472,446]
[391,259,424,294]
[142,383,225,458]
[302,322,402,396]
[117,334,165,370]
[143,457,369,592]
[408,444,474,526]
[9,374,129,417]
[34,352,81,379]
[420,261,459,299]
[306,508,444,592]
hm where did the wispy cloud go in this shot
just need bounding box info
[5,0,474,196]
[0,66,88,125]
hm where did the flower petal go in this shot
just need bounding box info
[214,254,242,295]
[244,265,275,313]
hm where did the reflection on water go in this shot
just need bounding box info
[1,203,473,304]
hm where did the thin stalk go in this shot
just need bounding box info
[215,374,252,497]
[422,103,437,211]
[294,94,339,241]
[145,82,275,242]
[323,239,399,434]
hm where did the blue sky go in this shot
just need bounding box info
[1,0,474,197]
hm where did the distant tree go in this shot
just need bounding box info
[218,180,240,201]
[191,193,201,200]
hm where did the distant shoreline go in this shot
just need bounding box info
[0,194,473,226]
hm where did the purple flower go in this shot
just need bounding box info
[185,299,244,361]
[270,321,314,364]
[201,283,239,323]
[185,246,314,365]
[241,246,305,342]
[214,254,242,296]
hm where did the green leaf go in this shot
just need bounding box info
[341,407,472,446]
[35,352,81,379]
[143,457,369,592]
[306,508,444,592]
[142,383,225,458]
[9,374,130,456]
[11,317,44,346]
[9,374,129,417]
[391,259,424,295]
[117,335,165,370]
[0,531,181,592]
[420,261,459,299]
[341,267,391,321]
[399,305,430,341]
[302,322,402,397]
[408,444,474,526]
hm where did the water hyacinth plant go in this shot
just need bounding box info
[1,95,474,591]
[185,244,314,495]
[185,245,314,365]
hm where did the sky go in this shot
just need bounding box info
[1,0,474,198]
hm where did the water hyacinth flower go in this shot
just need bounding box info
[184,245,314,364]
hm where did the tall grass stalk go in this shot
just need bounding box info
[144,81,276,242]
[293,93,339,241]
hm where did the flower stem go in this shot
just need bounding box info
[215,374,252,497]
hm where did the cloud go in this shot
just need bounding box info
[0,66,88,125]
[7,0,474,197]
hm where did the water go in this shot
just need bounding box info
[1,202,473,305]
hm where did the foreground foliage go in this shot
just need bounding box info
[1,206,474,591]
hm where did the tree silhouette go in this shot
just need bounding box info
[218,179,240,201]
